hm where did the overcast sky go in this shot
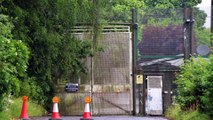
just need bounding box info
[197,0,211,28]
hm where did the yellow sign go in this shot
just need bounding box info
[136,75,143,84]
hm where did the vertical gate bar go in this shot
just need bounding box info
[143,75,146,115]
[90,56,94,115]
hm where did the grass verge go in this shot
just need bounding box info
[165,104,210,120]
[0,97,46,120]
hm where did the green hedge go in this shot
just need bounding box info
[0,14,30,110]
[175,55,213,117]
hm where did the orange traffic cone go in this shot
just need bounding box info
[80,96,93,120]
[49,96,62,120]
[20,96,30,120]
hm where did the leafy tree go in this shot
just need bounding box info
[195,28,211,45]
[0,14,29,110]
[142,0,205,26]
[1,0,95,110]
[193,7,207,30]
[103,0,144,22]
[193,7,210,46]
[144,0,202,8]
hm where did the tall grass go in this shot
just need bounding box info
[0,97,46,120]
[165,104,210,120]
[165,104,182,120]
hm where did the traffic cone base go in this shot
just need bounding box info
[49,118,62,120]
[80,118,94,120]
[52,112,60,119]
[83,112,91,118]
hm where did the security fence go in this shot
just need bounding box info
[55,7,210,116]
[136,7,211,115]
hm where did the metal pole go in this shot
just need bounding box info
[137,69,143,115]
[132,8,138,115]
[183,7,194,59]
[90,55,94,115]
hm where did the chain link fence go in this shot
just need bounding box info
[136,8,186,115]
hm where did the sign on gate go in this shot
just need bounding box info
[65,83,78,93]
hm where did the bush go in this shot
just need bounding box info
[0,14,44,112]
[176,57,210,109]
[202,55,213,117]
[0,14,30,111]
[175,55,213,118]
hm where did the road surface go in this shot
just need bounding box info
[31,116,168,120]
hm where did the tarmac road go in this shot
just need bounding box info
[31,116,168,120]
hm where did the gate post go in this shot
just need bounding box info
[132,8,138,116]
[183,7,194,59]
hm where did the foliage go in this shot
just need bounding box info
[19,77,44,101]
[1,0,211,114]
[202,55,213,117]
[182,110,210,120]
[193,7,210,47]
[144,0,201,8]
[165,104,182,120]
[176,55,213,117]
[176,57,209,109]
[165,105,210,120]
[141,8,183,26]
[195,28,211,46]
[142,0,202,24]
[142,1,206,27]
[1,0,96,111]
[0,14,29,111]
[103,0,144,22]
[193,7,207,29]
[0,97,46,120]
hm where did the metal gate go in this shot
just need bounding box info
[57,25,132,116]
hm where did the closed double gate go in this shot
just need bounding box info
[57,26,133,116]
